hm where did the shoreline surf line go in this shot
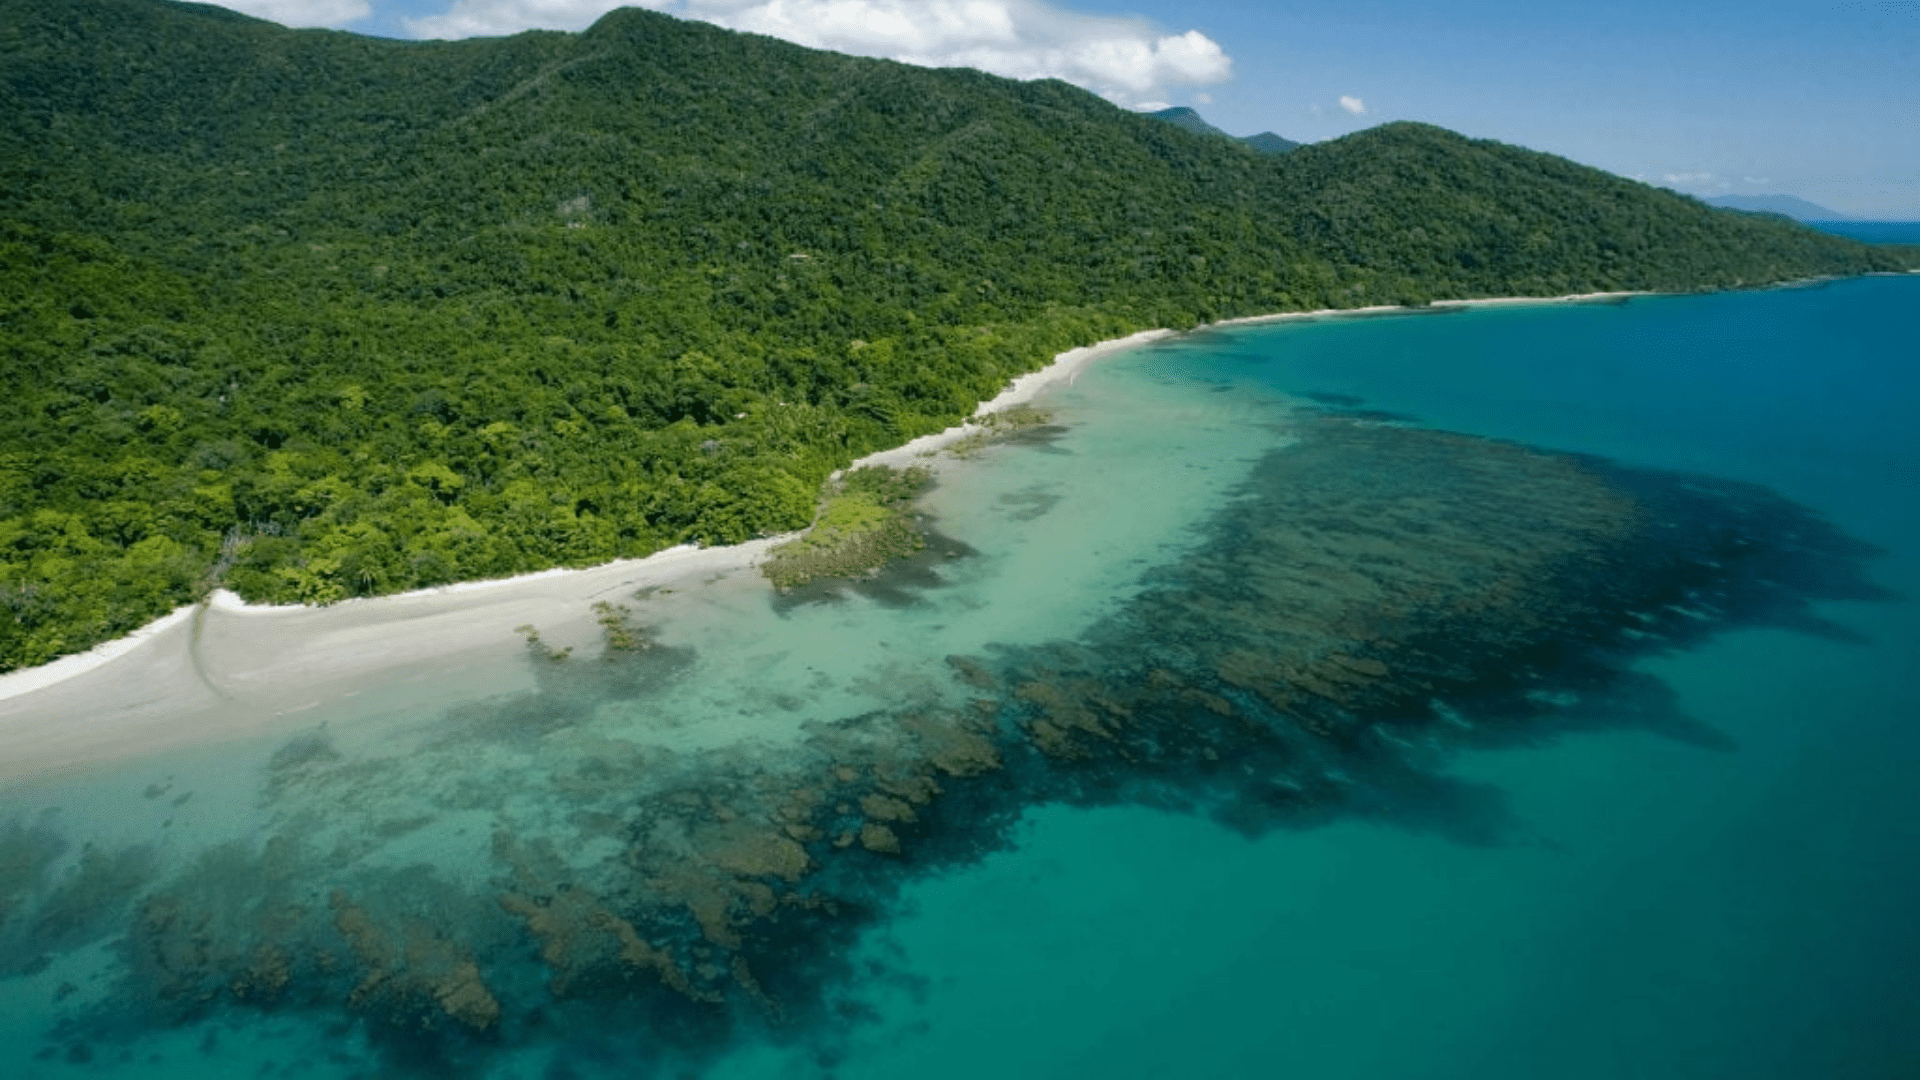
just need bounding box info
[0,329,1171,710]
[0,286,1747,716]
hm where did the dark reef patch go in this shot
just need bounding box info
[957,417,1865,843]
[996,486,1063,523]
[12,416,1888,1075]
[1299,404,1423,424]
[1298,391,1367,407]
[990,422,1073,451]
[0,816,70,974]
[769,524,978,613]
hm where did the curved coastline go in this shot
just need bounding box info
[0,293,1646,780]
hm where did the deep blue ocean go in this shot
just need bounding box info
[1809,220,1920,244]
[2,273,1916,1079]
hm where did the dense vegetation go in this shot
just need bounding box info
[0,0,1909,672]
[760,465,931,589]
[1149,106,1299,154]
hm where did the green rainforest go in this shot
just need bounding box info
[1,0,1911,672]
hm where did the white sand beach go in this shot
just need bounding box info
[849,329,1174,471]
[0,328,1179,782]
[0,297,1653,782]
[0,543,782,784]
[1209,291,1653,330]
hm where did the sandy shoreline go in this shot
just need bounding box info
[1206,290,1652,329]
[0,294,1651,781]
[0,327,1181,782]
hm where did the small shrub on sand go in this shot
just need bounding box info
[761,466,932,589]
[945,404,1056,458]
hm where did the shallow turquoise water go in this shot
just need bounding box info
[3,277,1916,1078]
[722,278,1920,1080]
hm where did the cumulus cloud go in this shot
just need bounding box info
[1338,94,1365,115]
[220,0,372,26]
[404,0,1232,107]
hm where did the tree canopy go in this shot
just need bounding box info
[0,0,1908,671]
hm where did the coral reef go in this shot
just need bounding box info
[14,413,1889,1073]
[943,405,1065,459]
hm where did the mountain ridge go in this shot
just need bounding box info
[1148,105,1300,154]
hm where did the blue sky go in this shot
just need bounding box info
[219,1,1918,217]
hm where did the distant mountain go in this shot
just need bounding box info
[1706,194,1848,221]
[1149,107,1298,155]
[1241,131,1303,155]
[1150,106,1229,137]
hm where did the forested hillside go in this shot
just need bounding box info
[1148,106,1298,154]
[0,0,1907,671]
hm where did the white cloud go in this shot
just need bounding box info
[405,0,1232,107]
[1338,94,1365,115]
[219,0,372,26]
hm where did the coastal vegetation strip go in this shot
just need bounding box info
[941,404,1059,459]
[0,0,1910,672]
[760,466,932,590]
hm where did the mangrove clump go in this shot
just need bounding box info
[761,466,933,590]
